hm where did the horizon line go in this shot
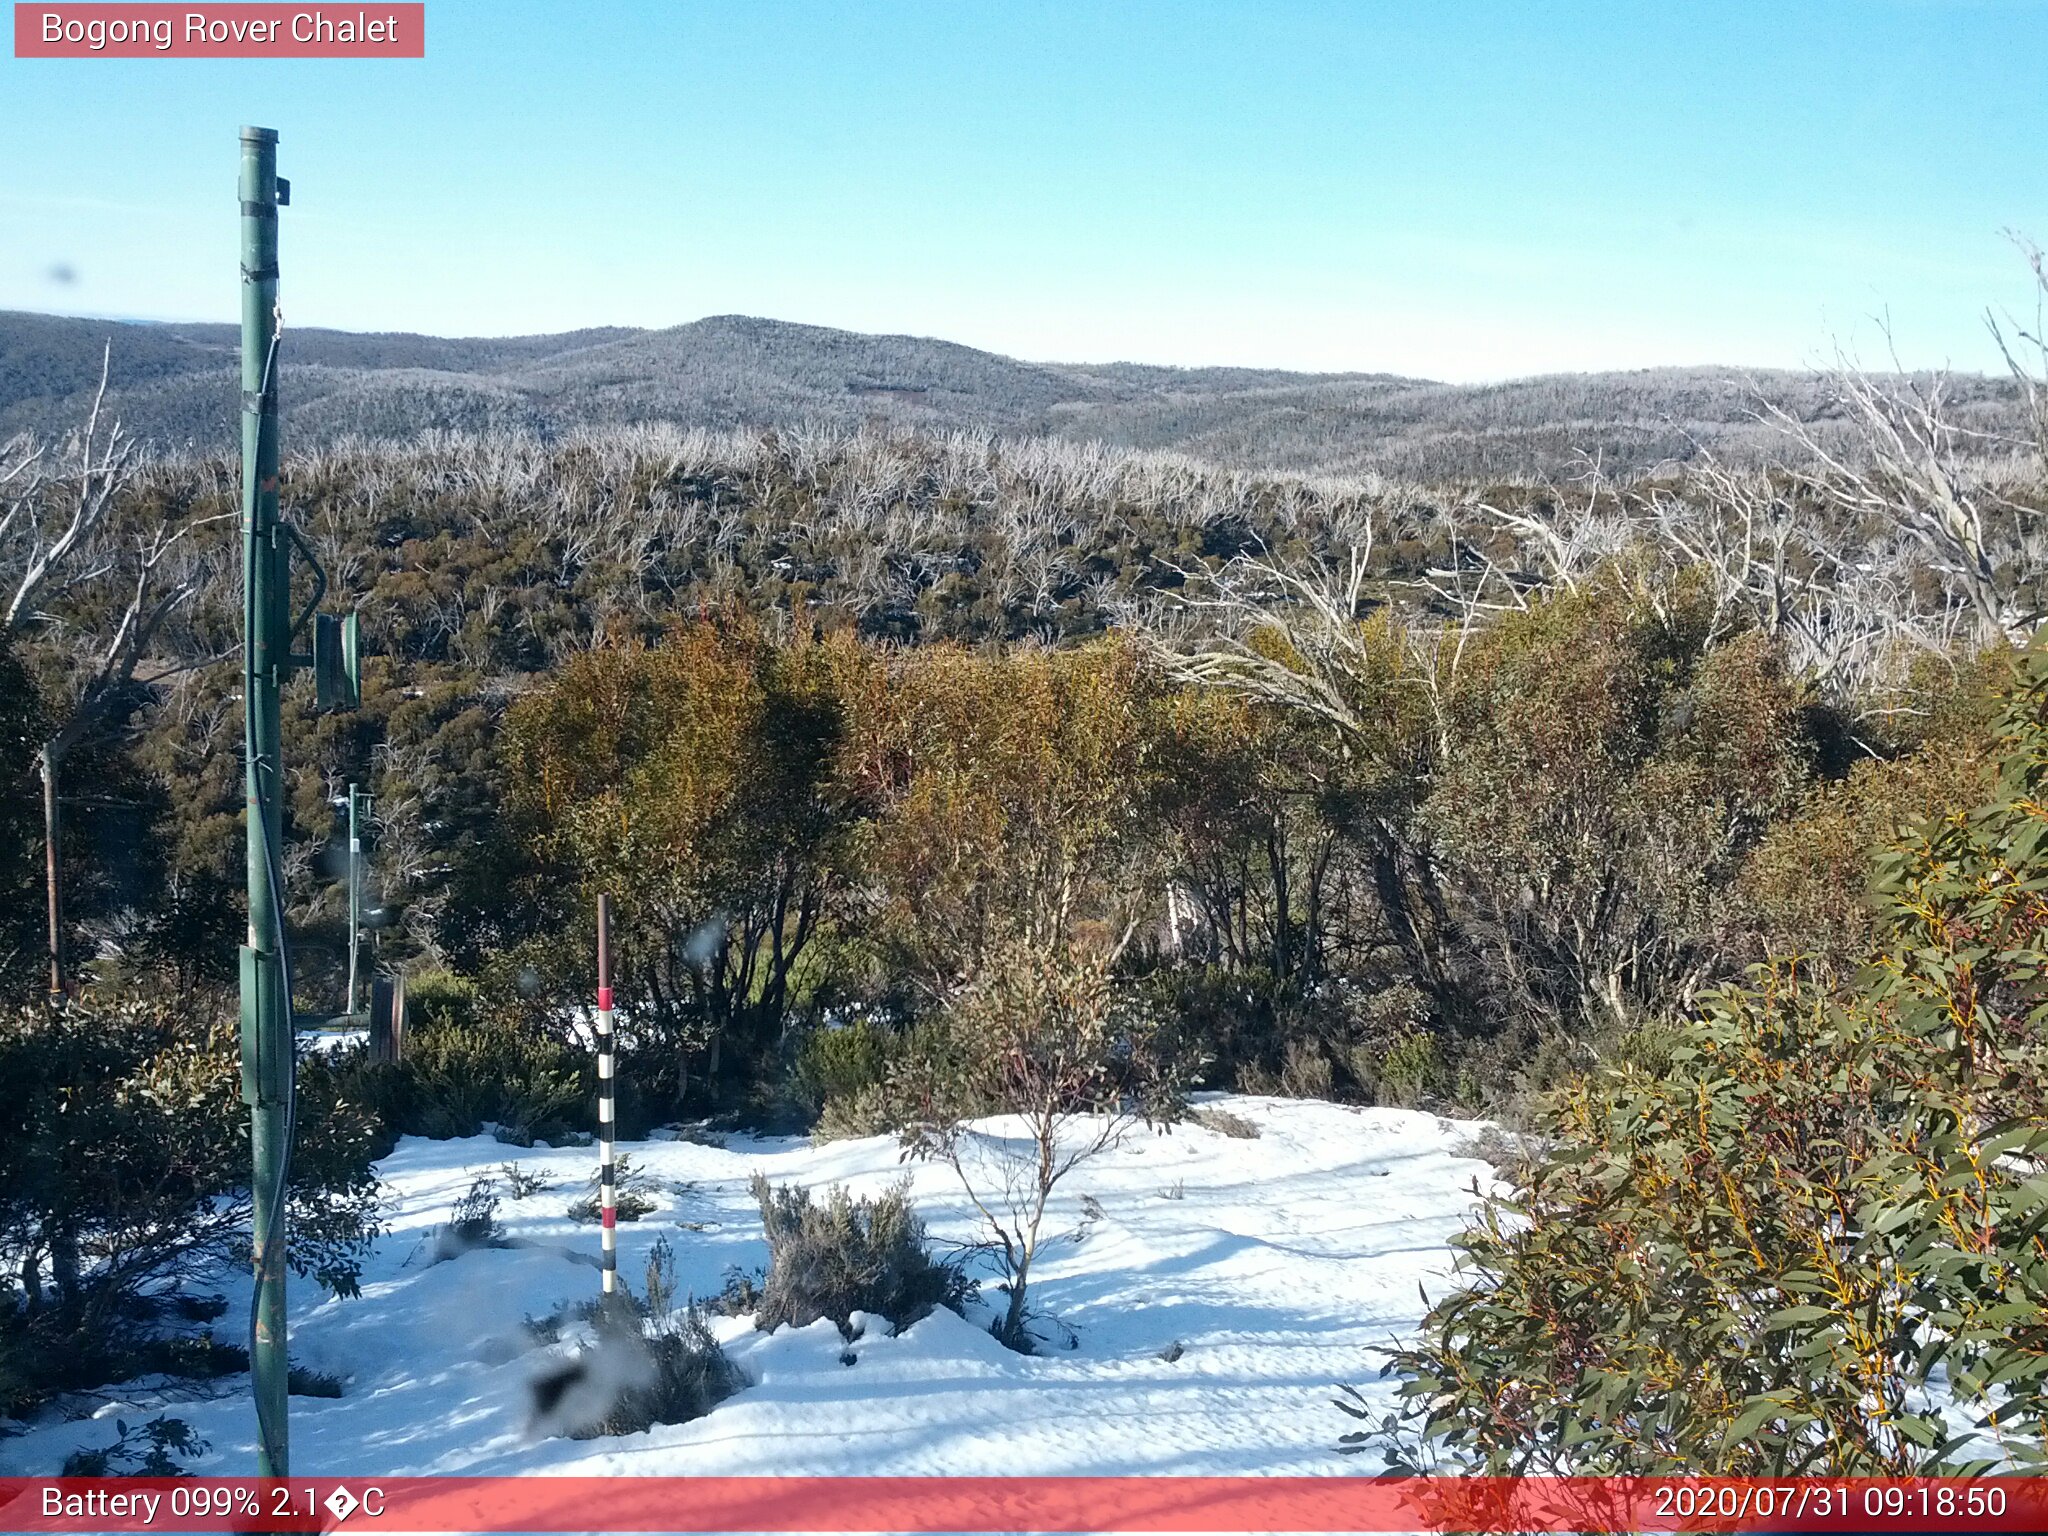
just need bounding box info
[0,303,1971,390]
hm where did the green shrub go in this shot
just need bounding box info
[1144,965,1283,1093]
[749,1175,973,1337]
[1368,1032,1445,1108]
[567,1155,657,1224]
[806,1017,980,1139]
[1733,712,1996,980]
[335,1006,591,1145]
[558,1239,741,1439]
[791,1017,894,1115]
[1424,583,1813,1042]
[61,1415,208,1477]
[0,989,381,1417]
[814,1081,897,1141]
[4,1325,252,1414]
[1368,640,2048,1475]
[405,969,481,1030]
[1166,969,1450,1107]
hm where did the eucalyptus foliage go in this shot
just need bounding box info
[1367,641,2048,1473]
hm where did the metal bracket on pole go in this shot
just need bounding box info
[237,944,289,1106]
[314,611,362,711]
[285,522,327,646]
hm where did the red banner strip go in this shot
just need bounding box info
[13,5,424,58]
[2,1476,2043,1533]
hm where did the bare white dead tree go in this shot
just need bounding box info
[1639,455,1974,712]
[1150,529,1388,744]
[0,345,225,996]
[1988,233,2048,465]
[1759,331,2042,646]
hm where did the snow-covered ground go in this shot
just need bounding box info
[0,1096,1499,1477]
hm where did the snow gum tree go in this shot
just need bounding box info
[1368,637,2048,1474]
[846,638,1164,999]
[506,615,866,1104]
[1421,572,1813,1039]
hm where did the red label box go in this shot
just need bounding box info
[13,4,424,57]
[2,1476,2045,1534]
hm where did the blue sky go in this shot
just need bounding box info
[2,1,2044,380]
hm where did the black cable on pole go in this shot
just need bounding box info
[249,771,298,1464]
[244,324,297,1472]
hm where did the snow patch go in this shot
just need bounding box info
[0,1097,1499,1476]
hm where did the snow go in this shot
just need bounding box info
[0,1096,1500,1478]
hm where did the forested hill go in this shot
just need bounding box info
[0,307,2023,480]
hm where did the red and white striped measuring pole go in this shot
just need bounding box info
[595,893,618,1296]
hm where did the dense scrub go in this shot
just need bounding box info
[492,583,2019,1128]
[338,1010,593,1149]
[1369,640,2048,1474]
[0,377,2036,1022]
[0,409,2035,1129]
[0,993,382,1416]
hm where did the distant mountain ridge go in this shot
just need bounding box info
[0,308,2022,480]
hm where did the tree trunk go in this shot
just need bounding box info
[49,1224,81,1305]
[41,741,64,1002]
[1001,1255,1032,1349]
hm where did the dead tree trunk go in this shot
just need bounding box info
[41,741,63,1002]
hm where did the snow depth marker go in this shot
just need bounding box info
[595,892,618,1295]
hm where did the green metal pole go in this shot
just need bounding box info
[345,784,360,1018]
[237,123,290,1481]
